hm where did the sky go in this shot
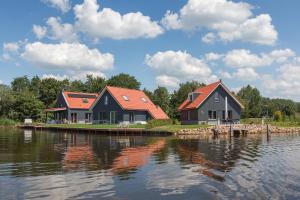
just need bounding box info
[1,0,300,101]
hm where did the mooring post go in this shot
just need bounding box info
[267,124,270,141]
[230,123,233,137]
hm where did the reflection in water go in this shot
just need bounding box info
[1,129,300,199]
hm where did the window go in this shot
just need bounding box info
[85,113,91,122]
[82,98,89,104]
[187,110,191,120]
[104,96,108,105]
[188,93,193,101]
[208,110,217,120]
[222,110,233,120]
[98,112,107,123]
[141,97,147,103]
[214,93,220,103]
[122,95,129,101]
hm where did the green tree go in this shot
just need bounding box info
[85,74,106,93]
[29,75,41,97]
[106,73,141,89]
[39,78,69,107]
[170,81,205,119]
[143,88,154,102]
[237,85,262,118]
[274,111,283,122]
[69,80,86,92]
[152,86,170,114]
[12,90,44,121]
[11,76,30,93]
[0,84,15,118]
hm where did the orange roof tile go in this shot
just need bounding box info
[178,81,221,111]
[63,91,98,109]
[105,86,169,119]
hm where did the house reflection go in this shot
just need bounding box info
[174,137,262,182]
[112,139,166,174]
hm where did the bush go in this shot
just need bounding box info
[146,119,173,129]
[274,111,283,122]
[0,118,17,126]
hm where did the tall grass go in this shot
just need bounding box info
[0,118,17,126]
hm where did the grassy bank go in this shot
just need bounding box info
[0,118,17,126]
[241,118,300,127]
[44,123,210,133]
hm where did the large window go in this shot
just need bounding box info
[208,110,217,120]
[85,113,91,123]
[214,93,220,103]
[222,110,233,120]
[98,112,107,123]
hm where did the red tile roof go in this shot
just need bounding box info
[178,80,245,111]
[63,91,98,109]
[103,86,169,119]
[178,81,221,111]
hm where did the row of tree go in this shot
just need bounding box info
[0,73,299,122]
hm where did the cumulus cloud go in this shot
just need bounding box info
[41,0,71,13]
[205,52,223,61]
[3,42,19,52]
[145,50,217,88]
[46,17,78,42]
[161,0,278,45]
[33,25,47,40]
[41,74,69,80]
[263,63,300,100]
[156,75,180,89]
[74,0,163,40]
[21,42,114,77]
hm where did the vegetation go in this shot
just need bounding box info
[45,123,146,129]
[0,73,299,128]
[0,118,17,126]
[151,124,210,133]
[146,119,173,129]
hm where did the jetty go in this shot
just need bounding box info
[18,125,173,136]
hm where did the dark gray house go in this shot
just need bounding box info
[90,86,169,124]
[178,80,244,125]
[45,91,98,124]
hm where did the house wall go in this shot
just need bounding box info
[68,109,92,124]
[92,90,150,124]
[181,85,241,124]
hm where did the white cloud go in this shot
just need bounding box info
[41,0,71,13]
[224,49,272,68]
[156,75,180,89]
[202,33,216,43]
[145,50,217,89]
[41,74,68,80]
[161,0,278,45]
[32,25,47,40]
[0,80,3,84]
[46,17,78,42]
[269,49,295,63]
[205,52,223,61]
[233,68,259,81]
[21,42,114,76]
[3,42,19,52]
[74,0,163,40]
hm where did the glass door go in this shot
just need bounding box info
[110,111,116,124]
[129,112,134,123]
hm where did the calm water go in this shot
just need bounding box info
[1,129,300,200]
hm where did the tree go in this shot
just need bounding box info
[0,84,15,118]
[39,78,69,107]
[152,87,170,114]
[274,111,283,122]
[30,75,41,97]
[170,81,205,119]
[12,90,44,121]
[11,76,30,93]
[237,85,262,118]
[69,80,86,92]
[85,74,106,93]
[106,73,141,89]
[143,88,154,102]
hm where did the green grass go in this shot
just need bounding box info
[45,123,147,129]
[241,118,300,127]
[0,118,17,126]
[150,124,210,133]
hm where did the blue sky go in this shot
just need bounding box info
[1,0,300,101]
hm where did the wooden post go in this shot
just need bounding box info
[230,123,233,137]
[267,124,270,141]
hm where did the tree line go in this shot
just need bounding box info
[0,73,299,122]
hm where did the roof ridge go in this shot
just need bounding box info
[106,85,143,92]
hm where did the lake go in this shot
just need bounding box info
[1,128,300,200]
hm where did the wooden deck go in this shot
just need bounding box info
[17,125,173,136]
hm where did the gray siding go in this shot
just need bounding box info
[92,90,150,124]
[68,109,92,124]
[181,85,241,124]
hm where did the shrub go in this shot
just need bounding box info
[172,119,181,125]
[0,118,16,126]
[146,119,173,129]
[274,111,283,122]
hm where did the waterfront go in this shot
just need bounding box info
[1,128,300,199]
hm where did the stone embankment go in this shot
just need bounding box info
[176,124,300,136]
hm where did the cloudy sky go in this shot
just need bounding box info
[1,0,300,101]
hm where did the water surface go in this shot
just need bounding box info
[1,128,300,200]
